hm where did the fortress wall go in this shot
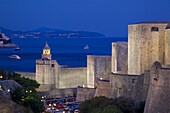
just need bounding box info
[76,87,96,102]
[112,42,128,74]
[109,73,144,103]
[94,80,110,97]
[128,24,141,75]
[36,84,56,92]
[36,60,56,85]
[144,63,170,113]
[128,23,168,75]
[38,88,77,98]
[36,64,55,85]
[165,29,170,65]
[112,43,117,72]
[17,72,36,80]
[142,70,150,101]
[59,67,87,88]
[87,55,111,88]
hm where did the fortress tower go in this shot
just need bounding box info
[36,42,59,91]
[109,21,170,103]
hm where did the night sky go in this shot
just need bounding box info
[0,0,170,37]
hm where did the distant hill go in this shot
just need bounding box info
[30,27,66,32]
[0,27,106,38]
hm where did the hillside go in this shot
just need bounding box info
[0,27,106,38]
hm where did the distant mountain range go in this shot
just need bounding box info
[0,27,105,38]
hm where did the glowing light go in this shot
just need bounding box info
[7,89,10,92]
[53,103,56,106]
[0,76,3,79]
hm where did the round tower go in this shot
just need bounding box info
[144,61,170,113]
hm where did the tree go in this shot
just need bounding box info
[79,96,123,113]
[113,96,136,113]
[102,105,123,113]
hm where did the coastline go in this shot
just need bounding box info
[0,44,18,47]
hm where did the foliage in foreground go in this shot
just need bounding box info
[0,69,44,113]
[79,96,123,113]
[79,96,145,113]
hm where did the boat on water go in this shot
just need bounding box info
[84,45,89,49]
[8,55,21,59]
[14,47,20,51]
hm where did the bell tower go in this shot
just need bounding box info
[42,41,52,60]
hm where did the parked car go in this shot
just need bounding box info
[62,103,67,108]
[56,104,63,108]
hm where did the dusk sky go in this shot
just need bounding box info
[0,0,170,37]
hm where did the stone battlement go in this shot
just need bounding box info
[36,59,58,65]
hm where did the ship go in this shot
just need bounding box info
[8,55,21,59]
[14,47,20,51]
[84,45,89,49]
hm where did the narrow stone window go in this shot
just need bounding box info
[132,79,136,83]
[51,64,55,67]
[151,27,159,32]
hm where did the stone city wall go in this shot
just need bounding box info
[87,55,111,88]
[109,73,144,103]
[38,88,77,98]
[76,87,96,102]
[59,67,87,88]
[94,80,110,97]
[142,70,150,101]
[165,29,170,65]
[36,60,56,85]
[144,62,170,113]
[112,42,128,74]
[17,72,36,80]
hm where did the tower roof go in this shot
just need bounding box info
[44,41,50,49]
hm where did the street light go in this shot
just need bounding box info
[0,76,3,79]
[7,89,10,92]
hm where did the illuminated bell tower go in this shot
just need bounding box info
[42,41,52,60]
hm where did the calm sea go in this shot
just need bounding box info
[0,37,127,72]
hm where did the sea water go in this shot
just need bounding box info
[0,37,127,72]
